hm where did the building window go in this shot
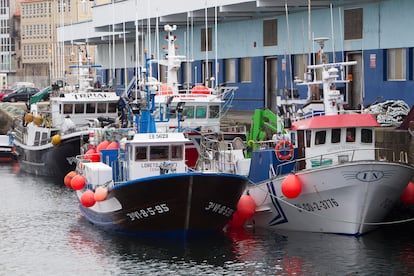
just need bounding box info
[387,48,406,80]
[225,59,236,83]
[240,58,252,82]
[202,61,212,86]
[201,28,212,52]
[263,19,277,46]
[182,61,192,88]
[294,54,308,81]
[344,8,363,40]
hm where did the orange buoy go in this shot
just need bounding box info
[33,114,43,126]
[158,84,173,95]
[96,140,110,152]
[24,113,34,124]
[106,141,119,150]
[84,148,100,162]
[80,190,96,207]
[51,134,61,146]
[281,174,302,198]
[71,175,86,190]
[64,171,78,187]
[94,186,108,202]
[401,181,414,205]
[191,85,210,94]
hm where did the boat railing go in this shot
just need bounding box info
[196,133,243,174]
[273,147,411,176]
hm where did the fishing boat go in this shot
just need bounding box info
[65,51,248,237]
[9,83,120,179]
[121,24,239,168]
[0,134,17,162]
[199,39,414,236]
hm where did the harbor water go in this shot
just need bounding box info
[1,162,414,275]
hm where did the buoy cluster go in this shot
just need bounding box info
[63,170,109,208]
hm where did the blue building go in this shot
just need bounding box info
[60,0,414,113]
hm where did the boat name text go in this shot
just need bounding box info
[294,198,339,213]
[205,202,234,217]
[148,133,169,139]
[126,203,170,221]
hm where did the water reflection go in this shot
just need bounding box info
[2,162,414,275]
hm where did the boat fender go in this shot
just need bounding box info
[275,140,294,161]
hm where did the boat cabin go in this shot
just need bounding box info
[122,132,189,179]
[290,113,380,169]
[49,91,119,127]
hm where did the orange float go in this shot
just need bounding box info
[191,85,210,94]
[94,186,108,202]
[64,171,77,187]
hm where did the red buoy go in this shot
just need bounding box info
[84,148,100,162]
[281,174,302,198]
[71,175,86,190]
[80,190,96,207]
[401,181,414,205]
[237,195,256,220]
[64,171,77,187]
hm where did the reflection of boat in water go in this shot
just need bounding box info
[0,134,17,163]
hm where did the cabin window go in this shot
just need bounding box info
[75,103,84,114]
[361,128,373,143]
[306,130,311,147]
[34,131,40,146]
[171,145,183,160]
[331,128,341,143]
[41,132,48,145]
[315,131,326,145]
[182,106,194,119]
[135,146,147,161]
[108,103,117,113]
[63,104,73,114]
[209,105,220,118]
[195,106,207,118]
[150,146,169,161]
[86,103,96,114]
[169,106,177,119]
[97,103,106,113]
[346,128,356,142]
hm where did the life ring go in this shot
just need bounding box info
[275,140,294,161]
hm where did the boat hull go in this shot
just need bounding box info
[14,135,84,179]
[78,172,247,236]
[247,161,414,235]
